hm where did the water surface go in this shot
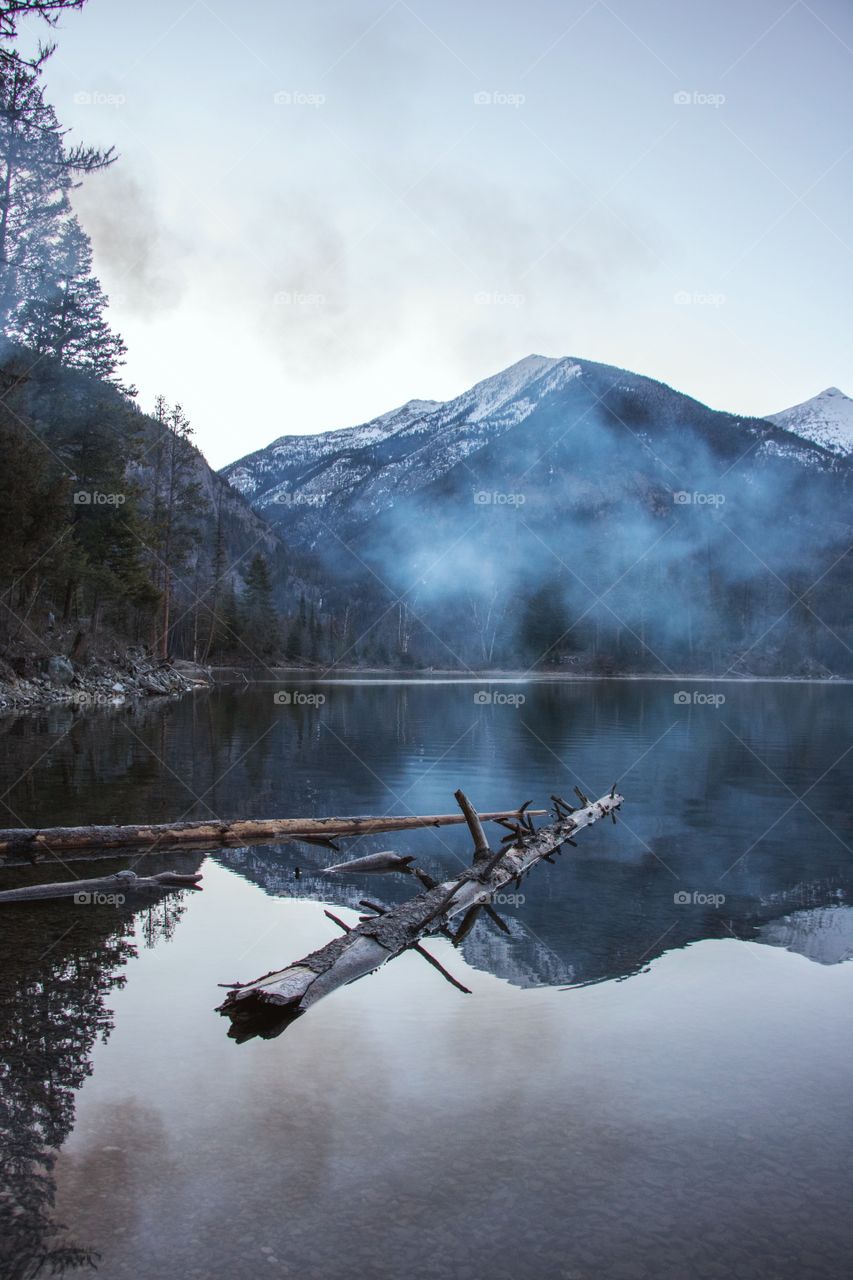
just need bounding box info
[1,680,851,1279]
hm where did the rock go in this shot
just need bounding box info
[46,656,74,686]
[140,674,169,695]
[111,682,126,693]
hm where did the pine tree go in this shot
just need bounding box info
[145,399,203,657]
[0,52,114,325]
[15,215,128,381]
[0,399,69,640]
[208,581,242,661]
[201,488,226,662]
[240,553,280,662]
[42,388,159,635]
[0,4,89,74]
[520,582,572,667]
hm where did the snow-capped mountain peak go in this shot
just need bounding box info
[766,386,853,455]
[222,355,580,506]
[222,354,845,553]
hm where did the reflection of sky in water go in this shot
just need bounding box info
[54,864,853,1280]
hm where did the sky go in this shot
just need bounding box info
[20,0,853,467]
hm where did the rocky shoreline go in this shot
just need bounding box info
[0,648,210,715]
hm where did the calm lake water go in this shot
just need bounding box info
[1,679,852,1280]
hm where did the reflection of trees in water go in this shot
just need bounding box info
[0,892,189,1278]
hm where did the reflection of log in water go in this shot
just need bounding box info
[0,856,201,1279]
[0,869,202,904]
[218,789,623,1041]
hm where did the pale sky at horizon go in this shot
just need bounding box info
[20,0,853,467]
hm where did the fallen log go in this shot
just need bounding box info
[0,869,202,904]
[0,808,545,864]
[217,787,623,1040]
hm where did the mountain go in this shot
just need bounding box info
[222,355,853,675]
[223,355,838,543]
[758,905,853,966]
[224,396,443,502]
[223,355,587,527]
[214,844,853,991]
[1,346,309,656]
[766,386,853,456]
[35,363,293,600]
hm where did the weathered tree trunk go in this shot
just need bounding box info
[218,789,622,1040]
[0,809,544,864]
[0,869,202,904]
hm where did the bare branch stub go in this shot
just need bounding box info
[452,903,484,947]
[358,899,388,915]
[454,789,490,860]
[324,909,352,933]
[482,903,510,934]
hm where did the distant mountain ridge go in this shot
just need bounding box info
[223,355,585,522]
[222,355,839,546]
[221,355,853,675]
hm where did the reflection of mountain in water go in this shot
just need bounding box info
[213,842,853,991]
[758,905,853,965]
[0,855,200,1280]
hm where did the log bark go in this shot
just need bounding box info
[217,789,622,1040]
[0,809,545,864]
[0,870,202,904]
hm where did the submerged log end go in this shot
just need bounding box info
[217,988,306,1042]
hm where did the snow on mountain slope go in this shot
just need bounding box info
[758,905,853,965]
[221,354,842,555]
[766,387,853,455]
[226,397,442,497]
[221,354,582,514]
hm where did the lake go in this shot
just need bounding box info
[1,678,852,1280]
